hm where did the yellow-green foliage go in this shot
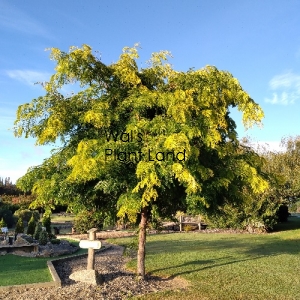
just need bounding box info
[183,224,198,232]
[14,44,267,225]
[0,218,6,228]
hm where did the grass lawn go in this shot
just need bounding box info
[51,213,75,223]
[0,239,87,286]
[109,217,300,300]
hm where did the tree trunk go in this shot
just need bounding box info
[137,206,148,280]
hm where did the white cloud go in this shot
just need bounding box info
[242,140,283,153]
[6,70,51,86]
[0,144,55,184]
[0,3,50,37]
[265,71,300,105]
[254,141,284,153]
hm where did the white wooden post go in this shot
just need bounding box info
[198,215,201,231]
[70,228,102,285]
[179,215,183,232]
[78,228,101,270]
[88,228,96,270]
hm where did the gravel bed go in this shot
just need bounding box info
[0,242,188,300]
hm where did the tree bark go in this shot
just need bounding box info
[137,206,148,280]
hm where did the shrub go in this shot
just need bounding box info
[42,214,51,233]
[14,209,40,223]
[289,201,299,212]
[0,208,15,228]
[0,200,19,214]
[33,223,42,240]
[148,218,163,231]
[183,224,198,232]
[15,217,24,234]
[27,215,36,236]
[50,239,61,244]
[73,210,104,234]
[39,230,48,245]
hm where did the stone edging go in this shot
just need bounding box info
[0,245,112,291]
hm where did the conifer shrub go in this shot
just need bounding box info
[42,215,51,233]
[27,215,36,236]
[39,230,48,245]
[0,218,6,228]
[15,217,24,234]
[34,223,42,240]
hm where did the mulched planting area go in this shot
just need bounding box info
[0,242,188,300]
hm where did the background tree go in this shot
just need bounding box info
[15,44,266,279]
[263,136,300,204]
[0,177,22,195]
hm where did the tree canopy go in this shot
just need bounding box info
[262,136,300,204]
[14,44,267,278]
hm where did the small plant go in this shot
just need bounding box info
[124,231,139,257]
[50,238,61,244]
[0,218,7,228]
[39,230,48,245]
[27,215,36,236]
[183,224,197,232]
[33,223,42,240]
[42,214,51,233]
[15,217,24,234]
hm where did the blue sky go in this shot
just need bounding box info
[1,0,300,183]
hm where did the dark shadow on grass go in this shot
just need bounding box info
[147,255,268,278]
[143,228,300,279]
[146,231,300,257]
[272,217,300,232]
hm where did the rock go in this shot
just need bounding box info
[0,238,79,257]
[69,269,103,285]
[20,234,34,243]
[0,250,7,255]
[0,239,9,245]
[14,236,30,245]
[39,249,54,257]
[37,240,79,257]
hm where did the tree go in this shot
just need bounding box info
[192,141,278,231]
[263,136,300,203]
[0,177,22,195]
[14,44,266,279]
